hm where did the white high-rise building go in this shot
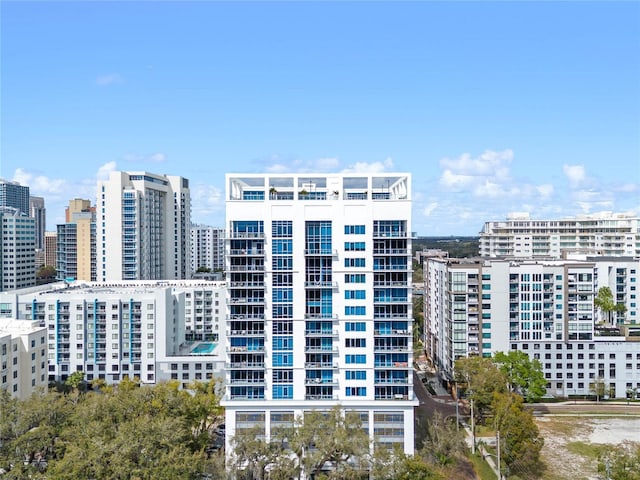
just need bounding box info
[479,212,640,258]
[222,173,417,456]
[190,224,225,273]
[29,196,46,251]
[97,172,191,281]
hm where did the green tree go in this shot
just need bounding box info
[196,266,212,273]
[491,392,544,478]
[590,376,607,402]
[595,286,627,325]
[420,412,467,467]
[598,441,640,480]
[413,294,424,343]
[0,381,225,479]
[36,265,56,279]
[288,406,370,479]
[493,350,547,402]
[65,370,86,392]
[455,356,508,421]
[229,425,284,480]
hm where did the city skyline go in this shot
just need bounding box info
[1,1,639,235]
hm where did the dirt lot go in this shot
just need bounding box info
[535,416,640,480]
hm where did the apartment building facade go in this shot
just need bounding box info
[222,173,417,455]
[57,199,96,282]
[97,171,191,281]
[190,224,225,273]
[0,207,36,292]
[479,212,639,258]
[424,256,640,399]
[0,280,227,388]
[0,318,48,399]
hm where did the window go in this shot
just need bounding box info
[345,338,366,348]
[346,322,366,332]
[345,258,366,268]
[345,242,366,251]
[346,354,366,364]
[273,353,293,367]
[273,385,293,399]
[346,387,366,396]
[346,370,366,380]
[345,225,366,235]
[345,306,366,316]
[345,274,366,283]
[345,290,366,300]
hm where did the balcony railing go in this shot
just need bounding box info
[226,362,265,369]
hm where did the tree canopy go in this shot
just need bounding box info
[494,350,547,403]
[595,286,627,325]
[0,380,225,480]
[454,356,508,420]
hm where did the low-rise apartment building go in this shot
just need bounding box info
[0,318,48,399]
[0,280,227,389]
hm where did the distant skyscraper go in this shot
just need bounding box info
[29,196,46,250]
[97,171,191,281]
[44,232,57,267]
[57,198,96,282]
[0,207,35,292]
[0,179,29,215]
[190,224,225,273]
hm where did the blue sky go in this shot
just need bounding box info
[1,1,638,235]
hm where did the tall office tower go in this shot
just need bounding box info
[479,212,640,258]
[423,255,640,399]
[0,207,36,292]
[29,196,46,250]
[97,172,191,281]
[57,199,96,281]
[190,224,225,273]
[222,173,417,456]
[0,179,30,215]
[44,232,57,267]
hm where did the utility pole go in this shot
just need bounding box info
[471,397,476,454]
[496,430,501,480]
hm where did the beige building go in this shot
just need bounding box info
[57,199,95,282]
[0,318,48,399]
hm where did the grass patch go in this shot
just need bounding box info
[475,424,495,437]
[566,441,607,460]
[536,417,584,437]
[467,452,497,480]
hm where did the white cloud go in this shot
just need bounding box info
[422,202,438,217]
[191,183,224,219]
[12,168,67,196]
[563,164,586,188]
[95,73,123,86]
[96,161,117,181]
[440,149,513,176]
[342,157,394,173]
[438,149,515,194]
[536,184,555,198]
